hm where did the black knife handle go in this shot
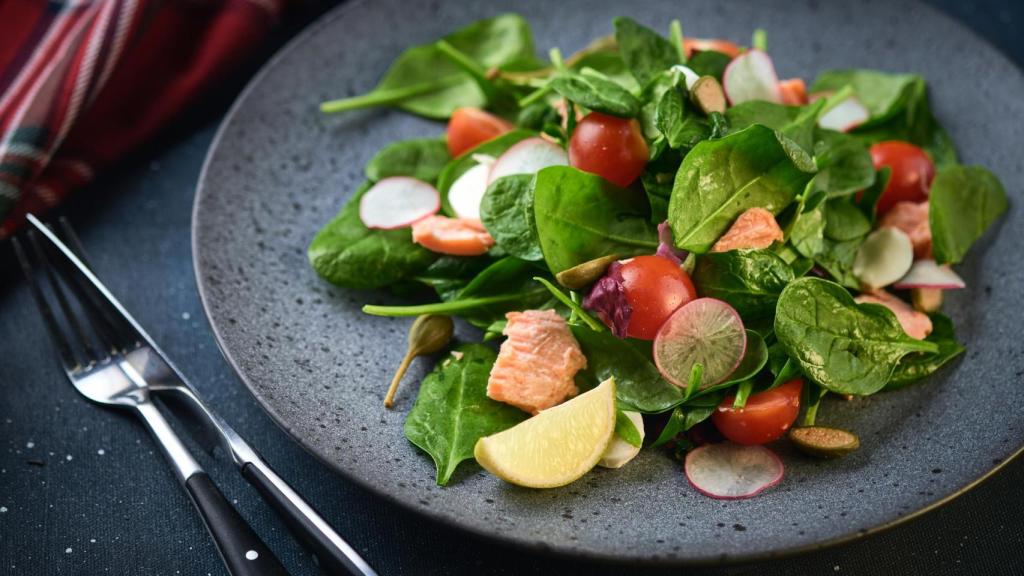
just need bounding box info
[185,472,288,576]
[242,462,376,575]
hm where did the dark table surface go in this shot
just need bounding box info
[1,1,1023,574]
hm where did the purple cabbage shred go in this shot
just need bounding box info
[582,261,631,338]
[656,221,688,265]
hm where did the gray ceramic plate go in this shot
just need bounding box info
[193,0,1024,564]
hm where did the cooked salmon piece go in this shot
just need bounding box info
[855,290,933,340]
[779,78,808,106]
[487,309,588,414]
[711,208,784,252]
[879,201,932,259]
[411,215,494,256]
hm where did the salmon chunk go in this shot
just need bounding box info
[412,215,494,256]
[855,290,933,340]
[487,309,588,414]
[879,201,932,259]
[711,208,784,252]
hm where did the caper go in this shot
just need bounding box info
[789,426,860,458]
[384,314,454,408]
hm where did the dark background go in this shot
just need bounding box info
[1,1,1022,574]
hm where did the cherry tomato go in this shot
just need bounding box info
[683,38,742,59]
[869,141,935,214]
[447,107,514,157]
[569,112,649,188]
[712,379,803,445]
[618,255,697,340]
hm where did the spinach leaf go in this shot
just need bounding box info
[928,165,1008,265]
[641,169,675,224]
[801,197,871,288]
[811,69,918,125]
[436,130,534,215]
[824,197,871,241]
[365,138,450,184]
[571,325,685,413]
[404,345,527,485]
[615,411,643,447]
[569,50,640,93]
[692,249,794,318]
[413,255,495,300]
[363,257,550,327]
[320,15,538,119]
[774,277,938,395]
[309,182,437,289]
[668,124,816,253]
[479,174,543,261]
[789,201,826,259]
[533,166,658,274]
[686,50,731,81]
[532,277,606,332]
[856,167,890,224]
[886,313,965,390]
[725,99,825,153]
[652,391,725,447]
[613,17,680,86]
[654,75,710,150]
[812,131,876,198]
[549,69,641,118]
[720,330,769,386]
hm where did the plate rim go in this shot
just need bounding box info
[191,0,1024,565]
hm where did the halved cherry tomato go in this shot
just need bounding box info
[869,141,935,214]
[618,255,697,340]
[447,107,514,157]
[569,112,649,188]
[683,38,742,59]
[712,379,803,445]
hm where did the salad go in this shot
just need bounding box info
[308,15,1008,498]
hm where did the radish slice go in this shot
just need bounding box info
[653,298,747,391]
[894,259,966,289]
[817,95,870,132]
[685,443,784,499]
[722,50,781,105]
[447,163,491,220]
[487,137,568,184]
[853,227,914,289]
[599,411,644,469]
[359,177,440,230]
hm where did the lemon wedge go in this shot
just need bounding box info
[474,378,616,488]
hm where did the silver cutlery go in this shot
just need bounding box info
[15,215,376,576]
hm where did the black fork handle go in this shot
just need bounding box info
[185,472,289,576]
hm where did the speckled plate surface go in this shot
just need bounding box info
[193,0,1024,564]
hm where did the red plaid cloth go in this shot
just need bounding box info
[0,0,285,237]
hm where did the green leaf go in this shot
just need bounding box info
[615,410,643,447]
[320,15,539,119]
[571,325,685,413]
[532,277,606,332]
[364,257,550,327]
[549,69,641,118]
[668,124,816,253]
[886,313,966,390]
[812,131,876,198]
[479,174,543,261]
[692,249,795,318]
[686,50,731,81]
[365,138,451,184]
[436,130,534,216]
[929,165,1008,265]
[811,69,918,125]
[721,330,769,386]
[824,197,872,241]
[533,166,658,274]
[413,255,496,300]
[774,277,939,395]
[613,17,680,86]
[404,345,527,485]
[789,201,826,259]
[308,181,437,289]
[651,391,726,447]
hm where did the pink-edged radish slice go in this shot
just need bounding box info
[487,137,568,184]
[685,442,784,499]
[722,50,782,105]
[653,298,747,391]
[359,177,440,230]
[893,259,966,289]
[447,163,491,220]
[853,227,914,289]
[817,95,870,132]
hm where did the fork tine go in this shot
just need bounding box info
[12,237,82,371]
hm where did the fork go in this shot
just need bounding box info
[16,216,376,576]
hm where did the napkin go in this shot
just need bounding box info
[0,0,285,237]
